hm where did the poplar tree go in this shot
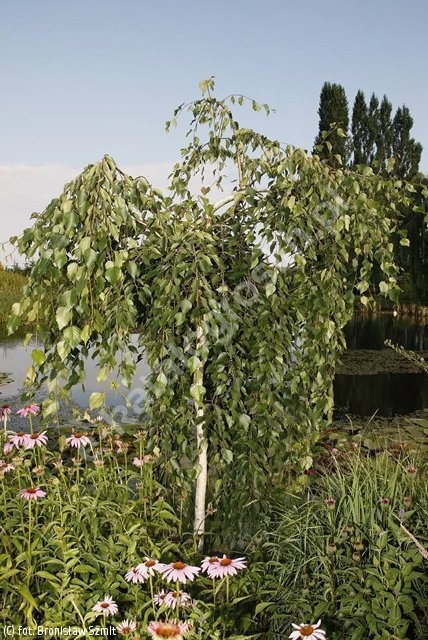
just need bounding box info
[375,95,393,173]
[366,93,380,165]
[351,90,369,166]
[392,106,423,179]
[314,82,349,166]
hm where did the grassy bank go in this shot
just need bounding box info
[0,265,27,321]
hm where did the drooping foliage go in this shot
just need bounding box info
[9,80,411,538]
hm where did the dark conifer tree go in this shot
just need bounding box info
[392,106,422,179]
[314,82,349,167]
[366,93,379,165]
[351,90,369,166]
[375,96,393,174]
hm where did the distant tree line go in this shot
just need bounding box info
[314,82,428,302]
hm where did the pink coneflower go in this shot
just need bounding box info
[66,432,91,448]
[125,566,146,584]
[201,556,220,573]
[403,496,412,507]
[91,596,118,616]
[153,589,168,607]
[133,457,145,468]
[147,620,190,640]
[158,561,200,584]
[23,431,48,449]
[116,620,137,636]
[17,404,40,418]
[289,619,326,640]
[380,497,390,506]
[7,432,27,450]
[0,460,14,474]
[135,557,163,578]
[164,590,192,609]
[19,487,46,500]
[205,554,247,578]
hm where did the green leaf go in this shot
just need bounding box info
[265,282,276,297]
[223,449,233,463]
[35,570,61,582]
[180,298,192,314]
[190,383,205,405]
[11,302,21,316]
[67,262,79,279]
[42,398,59,417]
[56,306,72,330]
[105,265,122,284]
[63,326,81,348]
[379,281,389,295]
[239,414,251,430]
[31,349,46,366]
[187,356,202,373]
[89,392,105,410]
[56,340,69,361]
[14,584,38,609]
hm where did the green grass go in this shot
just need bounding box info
[0,266,27,322]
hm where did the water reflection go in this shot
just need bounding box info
[0,334,150,420]
[334,372,428,417]
[2,314,428,419]
[344,313,428,351]
[338,312,428,416]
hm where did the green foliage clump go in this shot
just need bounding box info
[0,267,27,322]
[257,448,428,640]
[0,412,259,638]
[8,80,412,544]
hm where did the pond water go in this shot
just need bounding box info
[1,313,428,421]
[334,312,428,416]
[0,333,150,429]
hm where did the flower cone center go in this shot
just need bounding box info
[172,561,186,570]
[145,559,156,567]
[219,557,232,566]
[300,626,314,636]
[27,488,37,494]
[155,624,180,638]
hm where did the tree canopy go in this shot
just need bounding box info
[9,80,413,543]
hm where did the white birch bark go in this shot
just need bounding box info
[193,322,208,552]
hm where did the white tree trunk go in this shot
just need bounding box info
[193,323,208,552]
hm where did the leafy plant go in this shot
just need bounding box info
[257,447,428,640]
[8,79,413,549]
[0,406,259,638]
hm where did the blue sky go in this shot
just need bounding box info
[1,0,427,257]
